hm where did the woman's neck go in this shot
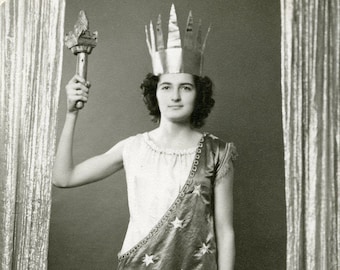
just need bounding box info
[159,119,192,135]
[149,120,202,149]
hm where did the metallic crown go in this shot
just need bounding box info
[145,4,211,76]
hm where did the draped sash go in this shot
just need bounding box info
[117,134,231,270]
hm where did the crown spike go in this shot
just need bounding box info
[156,14,165,50]
[184,11,194,49]
[145,25,152,55]
[195,19,202,52]
[167,4,181,48]
[201,24,211,52]
[149,21,156,53]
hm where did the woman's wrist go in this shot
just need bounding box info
[65,111,79,121]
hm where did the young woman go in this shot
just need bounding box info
[53,5,236,270]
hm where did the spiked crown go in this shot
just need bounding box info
[145,4,210,76]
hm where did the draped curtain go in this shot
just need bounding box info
[281,0,339,269]
[0,0,65,269]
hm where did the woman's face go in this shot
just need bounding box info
[156,73,196,124]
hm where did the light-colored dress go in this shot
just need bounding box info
[117,132,237,269]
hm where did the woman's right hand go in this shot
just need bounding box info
[65,75,91,113]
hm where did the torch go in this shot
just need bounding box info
[65,10,98,109]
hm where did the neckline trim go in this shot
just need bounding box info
[143,132,205,155]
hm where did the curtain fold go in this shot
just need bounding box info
[281,0,339,269]
[0,0,65,269]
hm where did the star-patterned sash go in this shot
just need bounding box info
[117,134,231,270]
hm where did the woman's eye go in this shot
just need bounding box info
[161,86,170,90]
[182,86,193,91]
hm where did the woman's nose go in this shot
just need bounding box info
[171,89,181,102]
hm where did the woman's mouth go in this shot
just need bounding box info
[168,105,183,109]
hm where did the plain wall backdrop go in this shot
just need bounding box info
[48,0,286,269]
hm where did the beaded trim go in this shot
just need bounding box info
[118,133,207,261]
[143,132,198,155]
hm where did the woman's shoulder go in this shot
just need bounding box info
[204,133,238,161]
[204,133,231,147]
[119,132,145,148]
[118,133,147,161]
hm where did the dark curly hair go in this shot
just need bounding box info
[140,73,215,128]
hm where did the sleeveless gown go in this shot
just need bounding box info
[117,133,237,270]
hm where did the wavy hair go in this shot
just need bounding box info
[140,73,215,128]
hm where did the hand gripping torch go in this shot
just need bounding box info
[65,10,98,109]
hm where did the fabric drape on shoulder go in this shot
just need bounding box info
[117,134,236,269]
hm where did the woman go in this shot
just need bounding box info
[53,5,236,270]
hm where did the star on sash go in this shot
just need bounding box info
[194,242,212,258]
[209,134,219,140]
[171,217,184,229]
[142,254,155,266]
[192,184,202,196]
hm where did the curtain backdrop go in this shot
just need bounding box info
[281,0,339,269]
[0,0,65,269]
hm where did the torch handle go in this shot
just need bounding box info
[75,52,88,109]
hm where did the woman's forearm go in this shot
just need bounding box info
[217,228,235,270]
[53,112,78,187]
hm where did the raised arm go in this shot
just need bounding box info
[53,75,124,188]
